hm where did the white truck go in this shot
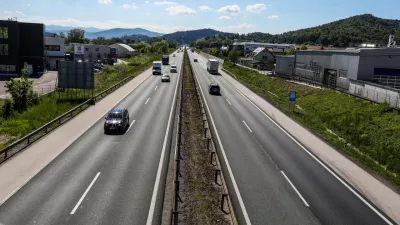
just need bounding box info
[207,59,219,74]
[152,61,162,75]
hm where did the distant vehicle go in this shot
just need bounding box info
[194,59,198,62]
[161,74,171,82]
[104,108,129,134]
[152,61,162,75]
[162,55,169,65]
[266,71,274,76]
[191,49,194,53]
[208,82,220,95]
[170,65,177,73]
[173,54,176,57]
[207,59,219,74]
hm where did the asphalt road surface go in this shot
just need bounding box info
[0,52,183,225]
[187,50,393,225]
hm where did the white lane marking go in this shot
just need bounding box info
[154,86,158,91]
[0,70,153,207]
[281,171,309,207]
[145,98,150,105]
[191,59,252,225]
[242,120,253,133]
[146,56,181,225]
[226,98,232,106]
[223,73,394,225]
[70,172,101,215]
[126,120,136,132]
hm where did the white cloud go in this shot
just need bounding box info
[246,3,269,13]
[154,1,177,5]
[199,6,212,11]
[268,15,278,19]
[216,5,240,13]
[122,3,137,8]
[98,0,112,4]
[145,0,149,3]
[218,16,231,20]
[165,5,196,15]
[15,11,26,16]
[207,23,254,33]
[231,12,238,17]
[3,10,26,17]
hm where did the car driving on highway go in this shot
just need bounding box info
[208,82,220,95]
[194,59,198,62]
[104,108,129,134]
[161,74,171,82]
[170,65,177,73]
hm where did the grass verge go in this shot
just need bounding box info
[181,50,230,224]
[0,54,161,149]
[224,61,400,190]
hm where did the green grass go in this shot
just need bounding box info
[0,54,161,149]
[224,62,400,189]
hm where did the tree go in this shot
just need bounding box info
[228,50,240,65]
[68,28,85,43]
[286,48,295,55]
[300,44,308,50]
[4,62,39,111]
[59,32,66,38]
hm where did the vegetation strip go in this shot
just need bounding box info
[223,62,400,190]
[177,49,232,224]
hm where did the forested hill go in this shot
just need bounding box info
[163,29,224,44]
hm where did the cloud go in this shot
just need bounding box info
[216,5,240,13]
[98,0,112,4]
[268,15,278,19]
[165,5,196,15]
[3,10,26,17]
[218,16,231,20]
[122,3,137,8]
[207,23,255,33]
[154,1,177,5]
[145,0,149,3]
[246,3,269,13]
[199,6,212,11]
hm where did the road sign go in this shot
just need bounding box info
[289,91,296,104]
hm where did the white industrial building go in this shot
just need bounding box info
[70,44,110,62]
[45,37,65,70]
[231,41,295,55]
[108,43,135,58]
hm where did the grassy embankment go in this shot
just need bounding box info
[224,62,400,190]
[0,54,163,149]
[181,51,230,224]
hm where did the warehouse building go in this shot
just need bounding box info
[283,48,400,90]
[0,20,45,75]
[45,37,65,70]
[275,55,294,77]
[108,43,135,58]
[69,44,110,62]
[230,41,295,55]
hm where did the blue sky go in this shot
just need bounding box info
[1,0,400,34]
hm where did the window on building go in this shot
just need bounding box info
[339,69,348,78]
[0,44,9,55]
[0,64,15,72]
[45,45,61,51]
[85,47,89,51]
[0,27,8,39]
[96,48,99,52]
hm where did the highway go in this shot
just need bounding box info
[187,50,393,225]
[0,52,183,225]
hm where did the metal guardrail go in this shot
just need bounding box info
[0,74,136,162]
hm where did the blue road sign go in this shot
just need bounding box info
[289,91,296,104]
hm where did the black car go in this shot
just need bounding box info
[208,82,220,95]
[194,59,198,62]
[104,108,130,134]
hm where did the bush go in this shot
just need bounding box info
[102,65,115,74]
[115,63,129,74]
[1,99,13,118]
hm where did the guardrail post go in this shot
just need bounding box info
[220,194,229,214]
[4,150,7,159]
[207,138,211,150]
[215,169,221,185]
[210,151,216,165]
[204,127,208,138]
[203,119,206,128]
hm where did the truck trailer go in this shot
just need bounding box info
[162,55,169,65]
[152,61,162,75]
[207,59,219,74]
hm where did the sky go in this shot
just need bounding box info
[1,0,400,34]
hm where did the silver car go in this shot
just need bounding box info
[161,74,171,82]
[170,65,177,73]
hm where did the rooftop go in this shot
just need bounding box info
[110,108,125,113]
[114,43,135,52]
[234,42,294,47]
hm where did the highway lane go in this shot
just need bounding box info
[188,50,393,225]
[0,52,183,225]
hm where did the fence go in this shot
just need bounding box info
[0,75,135,163]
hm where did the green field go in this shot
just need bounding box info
[224,62,400,189]
[0,54,162,149]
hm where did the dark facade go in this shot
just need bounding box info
[0,20,45,75]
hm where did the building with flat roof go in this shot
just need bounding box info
[69,44,110,62]
[45,37,65,70]
[108,43,135,58]
[0,20,45,75]
[231,41,295,55]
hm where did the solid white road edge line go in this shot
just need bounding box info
[223,72,394,225]
[226,98,232,106]
[126,120,136,133]
[0,71,152,206]
[281,171,309,207]
[145,98,150,105]
[70,172,101,215]
[242,121,252,133]
[146,63,181,225]
[192,60,252,225]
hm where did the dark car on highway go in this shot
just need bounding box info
[104,108,130,134]
[208,82,220,95]
[194,59,198,62]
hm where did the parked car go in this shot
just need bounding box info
[161,74,171,82]
[104,108,130,134]
[194,59,198,62]
[170,65,177,73]
[208,82,220,95]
